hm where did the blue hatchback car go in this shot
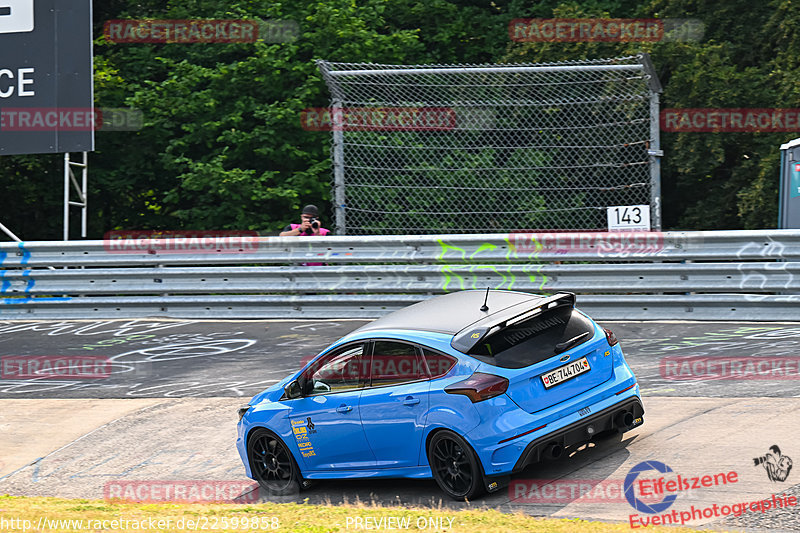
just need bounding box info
[236,290,643,500]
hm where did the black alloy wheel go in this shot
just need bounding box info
[428,430,485,500]
[247,429,302,496]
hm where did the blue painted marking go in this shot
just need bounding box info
[18,242,31,265]
[1,296,71,305]
[0,270,8,294]
[24,269,35,293]
[0,251,7,267]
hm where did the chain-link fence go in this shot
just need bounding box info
[317,55,662,235]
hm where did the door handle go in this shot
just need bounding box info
[403,396,420,406]
[336,404,353,413]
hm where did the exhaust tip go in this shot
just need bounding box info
[543,443,563,460]
[615,410,634,428]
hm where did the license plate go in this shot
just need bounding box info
[541,357,590,389]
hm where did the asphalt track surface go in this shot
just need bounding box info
[1,319,799,532]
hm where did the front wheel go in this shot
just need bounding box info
[247,429,303,496]
[427,430,486,501]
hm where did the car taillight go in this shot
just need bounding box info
[445,373,509,403]
[604,328,618,346]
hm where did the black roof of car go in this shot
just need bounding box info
[353,290,547,336]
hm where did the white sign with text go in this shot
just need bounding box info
[0,0,35,34]
[607,205,651,231]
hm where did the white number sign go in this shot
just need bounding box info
[607,205,651,231]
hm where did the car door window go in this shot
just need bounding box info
[421,347,457,378]
[303,344,365,395]
[370,341,427,387]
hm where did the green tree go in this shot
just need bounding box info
[4,0,800,239]
[94,0,423,234]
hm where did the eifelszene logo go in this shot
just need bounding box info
[624,460,678,514]
[754,445,793,482]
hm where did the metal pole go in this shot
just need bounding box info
[332,99,346,235]
[649,91,663,231]
[779,147,786,228]
[327,64,645,77]
[0,221,22,242]
[81,152,88,238]
[63,153,70,241]
[638,52,664,232]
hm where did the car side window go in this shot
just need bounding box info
[303,343,365,395]
[369,340,427,387]
[421,347,457,378]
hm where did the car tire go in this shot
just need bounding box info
[247,428,305,496]
[427,430,486,501]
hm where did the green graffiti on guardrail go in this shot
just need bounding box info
[470,243,496,259]
[440,266,464,291]
[439,264,549,292]
[437,237,548,292]
[436,240,467,261]
[436,236,545,262]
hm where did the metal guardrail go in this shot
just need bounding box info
[2,263,800,294]
[1,230,799,320]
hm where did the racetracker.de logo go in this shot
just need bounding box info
[661,108,800,132]
[301,107,457,132]
[104,19,257,43]
[104,481,261,503]
[509,18,704,42]
[1,356,111,380]
[103,230,261,254]
[510,479,628,503]
[103,19,299,44]
[509,231,664,255]
[660,356,800,380]
[0,108,143,132]
[301,354,453,380]
[510,18,663,42]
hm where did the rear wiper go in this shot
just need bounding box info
[554,331,592,355]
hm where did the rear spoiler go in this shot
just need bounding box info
[450,292,576,353]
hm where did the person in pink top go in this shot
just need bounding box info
[279,204,331,237]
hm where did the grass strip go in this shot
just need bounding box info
[0,495,728,532]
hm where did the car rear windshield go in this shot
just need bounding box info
[468,307,595,369]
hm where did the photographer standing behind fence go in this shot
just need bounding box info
[279,205,330,237]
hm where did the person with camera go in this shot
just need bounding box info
[279,205,330,237]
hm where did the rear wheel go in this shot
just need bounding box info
[248,429,303,496]
[428,430,485,501]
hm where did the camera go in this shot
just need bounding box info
[304,217,320,235]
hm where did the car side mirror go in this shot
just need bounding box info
[284,380,303,399]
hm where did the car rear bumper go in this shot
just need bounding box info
[510,396,644,473]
